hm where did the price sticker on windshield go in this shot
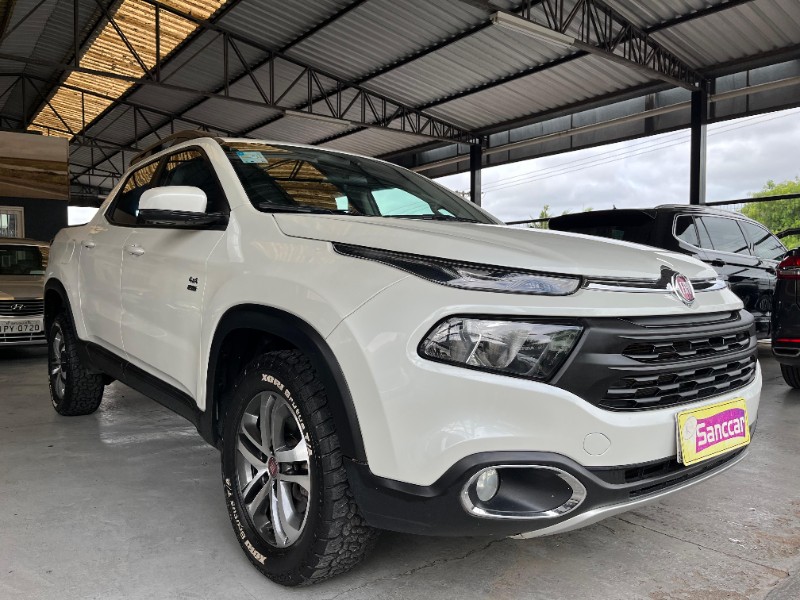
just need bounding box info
[236,151,268,164]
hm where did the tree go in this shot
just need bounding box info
[529,205,553,229]
[741,177,800,249]
[527,205,593,229]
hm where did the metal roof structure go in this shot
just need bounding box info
[0,0,798,206]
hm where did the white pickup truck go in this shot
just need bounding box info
[45,132,760,586]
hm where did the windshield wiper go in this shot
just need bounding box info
[385,214,480,223]
[257,204,349,215]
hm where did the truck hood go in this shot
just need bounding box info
[273,215,716,281]
[0,276,44,300]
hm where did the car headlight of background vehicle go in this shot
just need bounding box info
[334,244,581,295]
[419,318,583,381]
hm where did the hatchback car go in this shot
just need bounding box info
[549,206,786,338]
[0,238,48,347]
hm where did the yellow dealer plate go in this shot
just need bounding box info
[676,398,750,466]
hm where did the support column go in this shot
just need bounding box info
[469,142,482,206]
[689,83,708,205]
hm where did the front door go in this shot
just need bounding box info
[77,160,160,353]
[120,148,228,399]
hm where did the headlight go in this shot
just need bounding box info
[334,244,581,296]
[419,318,583,381]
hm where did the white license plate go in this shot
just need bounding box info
[0,318,43,334]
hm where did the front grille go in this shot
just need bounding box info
[603,355,757,410]
[0,330,46,344]
[0,299,44,316]
[551,311,757,411]
[623,330,750,362]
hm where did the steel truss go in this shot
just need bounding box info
[463,0,702,90]
[0,0,479,146]
[8,0,716,197]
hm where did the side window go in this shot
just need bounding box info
[674,215,699,246]
[700,217,750,255]
[739,220,786,261]
[107,160,160,225]
[696,218,713,249]
[157,149,228,214]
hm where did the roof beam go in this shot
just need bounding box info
[1,49,478,146]
[313,0,736,149]
[480,0,703,90]
[119,0,478,144]
[21,0,120,129]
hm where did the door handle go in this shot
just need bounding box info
[82,241,96,249]
[126,244,145,257]
[709,259,725,268]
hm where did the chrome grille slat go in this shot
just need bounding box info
[0,299,44,317]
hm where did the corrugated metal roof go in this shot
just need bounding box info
[364,26,566,107]
[20,0,794,189]
[320,127,432,156]
[31,0,226,134]
[652,0,800,68]
[218,0,353,52]
[425,54,652,130]
[182,97,279,133]
[285,0,487,80]
[249,114,351,144]
[155,29,265,93]
[125,85,203,114]
[601,0,715,29]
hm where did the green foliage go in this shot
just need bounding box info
[741,177,800,249]
[529,205,552,229]
[527,205,593,229]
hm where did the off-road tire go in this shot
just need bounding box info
[780,364,800,389]
[221,350,379,586]
[48,312,105,416]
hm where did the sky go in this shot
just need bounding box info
[67,107,800,226]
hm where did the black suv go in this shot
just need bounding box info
[771,247,800,387]
[549,206,786,337]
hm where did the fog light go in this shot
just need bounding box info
[475,468,500,502]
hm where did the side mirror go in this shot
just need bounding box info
[137,186,227,229]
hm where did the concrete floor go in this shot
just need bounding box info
[1,345,798,600]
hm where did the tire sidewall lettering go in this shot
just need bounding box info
[223,365,319,573]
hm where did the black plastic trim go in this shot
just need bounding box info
[345,445,748,537]
[82,342,201,428]
[552,310,757,411]
[204,305,366,460]
[333,243,583,296]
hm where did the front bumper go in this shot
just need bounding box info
[346,440,751,538]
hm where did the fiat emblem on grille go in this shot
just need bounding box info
[671,273,695,306]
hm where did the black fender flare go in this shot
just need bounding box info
[203,305,367,462]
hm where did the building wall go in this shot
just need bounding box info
[0,131,69,242]
[1,198,68,242]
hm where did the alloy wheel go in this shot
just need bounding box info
[50,324,67,400]
[235,391,311,548]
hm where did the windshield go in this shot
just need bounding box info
[223,143,498,224]
[0,244,47,276]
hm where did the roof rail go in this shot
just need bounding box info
[129,130,221,166]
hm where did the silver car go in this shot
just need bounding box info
[0,238,48,347]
